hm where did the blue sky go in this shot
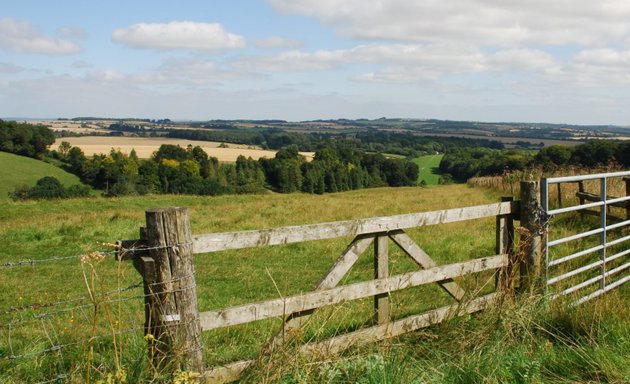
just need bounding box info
[2,0,630,125]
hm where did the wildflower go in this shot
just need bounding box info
[173,370,200,384]
[80,251,105,264]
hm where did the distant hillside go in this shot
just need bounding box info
[0,151,87,200]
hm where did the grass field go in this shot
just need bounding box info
[0,152,87,201]
[0,175,628,382]
[412,154,444,185]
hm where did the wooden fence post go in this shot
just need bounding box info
[496,196,515,291]
[143,207,204,373]
[374,235,389,324]
[520,181,544,293]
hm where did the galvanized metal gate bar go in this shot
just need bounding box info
[542,170,630,304]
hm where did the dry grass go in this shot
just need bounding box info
[55,136,315,162]
[24,119,113,134]
[467,165,628,199]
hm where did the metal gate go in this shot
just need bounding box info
[542,171,630,305]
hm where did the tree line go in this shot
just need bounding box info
[6,120,628,197]
[439,140,630,182]
[48,141,419,197]
[0,120,55,159]
[167,128,505,156]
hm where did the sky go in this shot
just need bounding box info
[2,0,630,125]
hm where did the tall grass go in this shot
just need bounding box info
[1,180,628,383]
[0,185,503,382]
[255,288,629,384]
[467,165,627,198]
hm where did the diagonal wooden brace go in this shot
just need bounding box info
[268,234,374,348]
[388,230,466,301]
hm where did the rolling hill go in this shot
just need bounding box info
[0,151,87,200]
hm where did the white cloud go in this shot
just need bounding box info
[256,36,302,49]
[264,0,630,92]
[71,60,93,69]
[57,26,87,40]
[232,44,560,79]
[0,62,24,73]
[138,57,260,87]
[486,49,560,72]
[234,49,345,71]
[268,0,630,47]
[86,69,125,82]
[563,48,630,86]
[574,48,630,68]
[0,18,81,54]
[354,67,441,84]
[112,21,245,51]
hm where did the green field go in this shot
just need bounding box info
[0,165,628,382]
[412,154,444,185]
[0,185,502,382]
[0,152,86,200]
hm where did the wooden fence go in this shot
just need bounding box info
[117,183,545,383]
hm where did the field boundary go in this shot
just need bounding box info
[4,174,627,382]
[542,171,630,305]
[117,196,532,382]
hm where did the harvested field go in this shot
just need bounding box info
[25,119,113,134]
[57,136,275,161]
[55,136,314,161]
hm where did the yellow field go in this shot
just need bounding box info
[55,136,314,161]
[24,119,112,134]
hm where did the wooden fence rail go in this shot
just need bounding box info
[118,196,535,383]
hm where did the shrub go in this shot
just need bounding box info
[9,176,91,200]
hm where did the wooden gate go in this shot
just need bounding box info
[119,198,530,382]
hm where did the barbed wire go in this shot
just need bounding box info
[1,240,200,381]
[0,250,117,268]
[4,313,201,362]
[1,241,193,268]
[0,294,146,329]
[0,281,143,316]
[2,326,144,361]
[34,373,68,384]
[1,276,197,329]
[120,242,192,252]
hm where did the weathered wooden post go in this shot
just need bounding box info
[143,207,204,372]
[577,181,586,219]
[625,177,630,220]
[374,235,389,324]
[496,196,515,291]
[520,181,544,293]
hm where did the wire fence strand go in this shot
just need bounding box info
[0,250,117,268]
[0,275,196,329]
[2,326,144,360]
[34,373,68,384]
[1,242,192,268]
[1,242,200,382]
[0,281,143,316]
